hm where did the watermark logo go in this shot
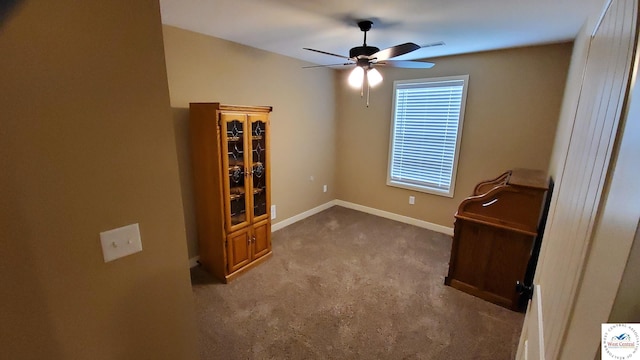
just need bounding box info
[602,323,640,359]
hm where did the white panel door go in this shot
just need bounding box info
[517,0,638,358]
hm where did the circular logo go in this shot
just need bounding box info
[603,324,639,359]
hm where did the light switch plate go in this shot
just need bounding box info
[100,223,142,262]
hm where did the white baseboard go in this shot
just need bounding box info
[189,256,200,268]
[271,200,337,232]
[190,200,452,267]
[334,200,454,236]
[271,199,453,236]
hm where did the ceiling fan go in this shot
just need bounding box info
[304,20,442,105]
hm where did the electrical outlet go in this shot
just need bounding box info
[271,205,276,219]
[323,185,327,193]
[100,223,142,262]
[409,196,415,205]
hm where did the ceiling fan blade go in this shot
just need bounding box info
[372,42,421,61]
[303,48,350,60]
[302,63,353,69]
[421,41,445,48]
[378,60,435,69]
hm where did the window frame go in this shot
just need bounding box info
[386,75,469,198]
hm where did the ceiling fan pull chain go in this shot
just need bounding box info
[366,81,370,107]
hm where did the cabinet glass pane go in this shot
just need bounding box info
[251,120,267,217]
[227,119,246,225]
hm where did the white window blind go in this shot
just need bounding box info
[387,75,468,197]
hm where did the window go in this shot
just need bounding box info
[387,75,469,197]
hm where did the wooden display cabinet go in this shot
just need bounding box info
[189,103,273,283]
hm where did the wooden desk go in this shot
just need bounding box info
[445,169,549,311]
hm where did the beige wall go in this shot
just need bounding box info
[609,223,640,322]
[162,25,337,259]
[0,2,198,360]
[335,43,572,228]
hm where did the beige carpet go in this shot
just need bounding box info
[191,206,524,359]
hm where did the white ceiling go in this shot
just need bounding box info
[160,0,602,66]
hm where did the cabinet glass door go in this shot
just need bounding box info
[249,114,269,221]
[221,113,250,232]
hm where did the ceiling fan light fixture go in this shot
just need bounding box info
[348,66,365,88]
[367,68,383,87]
[304,18,438,104]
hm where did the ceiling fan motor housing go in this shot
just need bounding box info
[349,46,380,59]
